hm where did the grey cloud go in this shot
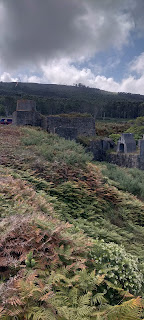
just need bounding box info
[0,0,143,69]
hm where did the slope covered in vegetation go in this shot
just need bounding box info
[0,126,144,319]
[1,82,144,119]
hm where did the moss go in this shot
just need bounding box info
[48,112,92,118]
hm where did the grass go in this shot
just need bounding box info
[99,162,144,200]
[48,112,92,118]
[0,125,144,317]
[0,126,143,260]
[22,127,92,167]
[0,126,144,254]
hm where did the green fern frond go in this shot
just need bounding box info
[92,292,107,305]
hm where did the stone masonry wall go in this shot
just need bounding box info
[17,100,36,112]
[12,110,42,126]
[44,115,96,139]
[106,153,144,170]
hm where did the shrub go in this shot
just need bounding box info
[0,214,143,320]
[109,133,120,144]
[91,240,143,295]
[126,116,144,140]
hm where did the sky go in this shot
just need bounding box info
[0,0,144,94]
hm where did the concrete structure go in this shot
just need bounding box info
[16,100,36,112]
[117,133,136,153]
[12,100,42,126]
[44,115,96,139]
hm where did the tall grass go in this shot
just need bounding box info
[22,127,92,167]
[100,162,144,199]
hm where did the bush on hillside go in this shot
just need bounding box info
[126,116,144,140]
[1,214,143,320]
[109,134,120,144]
[91,240,143,295]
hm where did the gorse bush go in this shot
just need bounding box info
[91,240,143,295]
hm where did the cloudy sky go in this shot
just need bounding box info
[0,0,144,94]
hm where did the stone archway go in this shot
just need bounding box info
[119,143,124,153]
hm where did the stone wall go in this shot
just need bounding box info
[87,138,115,161]
[12,110,42,126]
[106,153,144,170]
[44,115,96,139]
[17,100,36,112]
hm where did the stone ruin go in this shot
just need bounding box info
[42,114,96,139]
[117,133,136,154]
[12,100,96,139]
[12,99,144,170]
[12,99,42,126]
[139,136,144,157]
[107,133,144,170]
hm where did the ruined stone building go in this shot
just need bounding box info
[107,133,144,170]
[13,100,96,139]
[42,114,96,139]
[12,99,144,170]
[117,133,136,153]
[12,100,42,127]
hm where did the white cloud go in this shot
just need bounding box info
[120,75,144,94]
[32,56,144,95]
[25,59,120,92]
[2,52,144,95]
[0,72,18,82]
[129,52,144,75]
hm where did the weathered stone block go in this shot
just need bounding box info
[17,100,36,112]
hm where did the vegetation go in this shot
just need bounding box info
[126,117,144,140]
[100,162,144,198]
[0,126,144,319]
[49,112,92,118]
[1,82,144,118]
[95,120,130,137]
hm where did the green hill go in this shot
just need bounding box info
[1,82,144,118]
[0,125,144,319]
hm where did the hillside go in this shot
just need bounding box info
[0,125,144,319]
[1,82,144,118]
